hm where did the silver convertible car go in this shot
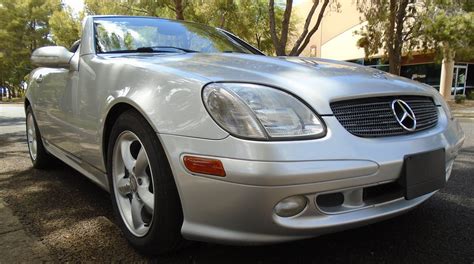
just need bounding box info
[26,16,464,254]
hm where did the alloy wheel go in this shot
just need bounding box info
[112,131,155,237]
[26,113,37,161]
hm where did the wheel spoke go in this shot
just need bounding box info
[32,140,37,153]
[113,130,155,237]
[131,193,145,229]
[137,184,154,212]
[120,140,135,172]
[135,147,148,176]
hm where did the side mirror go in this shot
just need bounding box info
[31,46,74,68]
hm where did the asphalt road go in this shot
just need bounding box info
[0,104,473,263]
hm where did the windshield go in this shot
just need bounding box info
[94,17,256,54]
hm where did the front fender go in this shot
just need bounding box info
[99,79,229,141]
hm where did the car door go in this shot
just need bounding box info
[33,45,83,157]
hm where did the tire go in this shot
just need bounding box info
[26,106,54,169]
[107,110,185,255]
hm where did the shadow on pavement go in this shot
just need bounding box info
[0,131,472,263]
[0,134,145,261]
[0,116,25,126]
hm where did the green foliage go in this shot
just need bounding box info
[356,0,422,74]
[49,7,82,48]
[80,0,290,55]
[0,0,61,94]
[237,0,281,54]
[419,0,474,62]
[84,0,144,15]
[466,90,474,100]
[454,94,466,103]
[0,0,300,92]
[356,0,474,73]
[193,0,286,54]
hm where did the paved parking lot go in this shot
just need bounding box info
[0,103,473,263]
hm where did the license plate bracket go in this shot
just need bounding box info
[400,148,446,200]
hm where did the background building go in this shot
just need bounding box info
[295,0,473,96]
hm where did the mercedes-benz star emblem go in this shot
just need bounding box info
[391,99,417,131]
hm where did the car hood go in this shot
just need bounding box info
[113,53,441,115]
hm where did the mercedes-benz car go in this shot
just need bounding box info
[25,16,465,254]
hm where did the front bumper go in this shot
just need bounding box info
[159,108,465,244]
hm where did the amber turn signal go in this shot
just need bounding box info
[183,156,226,177]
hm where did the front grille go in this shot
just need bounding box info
[330,96,439,137]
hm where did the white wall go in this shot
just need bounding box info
[320,22,383,60]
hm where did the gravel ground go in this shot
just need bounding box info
[0,105,473,263]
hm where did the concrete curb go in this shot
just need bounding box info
[0,102,23,105]
[452,112,474,119]
[453,115,474,118]
[0,198,54,263]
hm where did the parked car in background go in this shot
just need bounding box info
[25,16,465,255]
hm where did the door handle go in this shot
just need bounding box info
[36,74,43,83]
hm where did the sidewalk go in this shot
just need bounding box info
[0,198,54,263]
[449,100,474,119]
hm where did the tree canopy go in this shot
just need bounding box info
[419,0,474,62]
[49,6,82,48]
[0,0,294,95]
[0,0,61,96]
[356,0,474,75]
[356,0,422,75]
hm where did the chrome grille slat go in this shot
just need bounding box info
[413,109,436,113]
[330,101,389,110]
[331,96,439,137]
[403,100,434,103]
[415,112,438,118]
[334,108,393,115]
[336,115,395,121]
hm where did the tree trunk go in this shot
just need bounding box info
[278,0,293,55]
[256,34,261,50]
[219,11,226,28]
[174,0,185,20]
[440,49,455,100]
[289,0,320,56]
[269,0,331,56]
[268,0,293,55]
[388,49,401,75]
[290,0,330,56]
[268,0,286,55]
[387,0,408,75]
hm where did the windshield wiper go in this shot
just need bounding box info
[222,50,247,54]
[101,46,199,54]
[138,46,199,53]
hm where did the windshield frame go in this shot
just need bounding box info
[92,16,265,56]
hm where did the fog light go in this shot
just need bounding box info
[275,196,307,217]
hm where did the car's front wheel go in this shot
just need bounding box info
[26,106,53,169]
[107,110,185,255]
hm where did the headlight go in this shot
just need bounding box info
[202,83,326,140]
